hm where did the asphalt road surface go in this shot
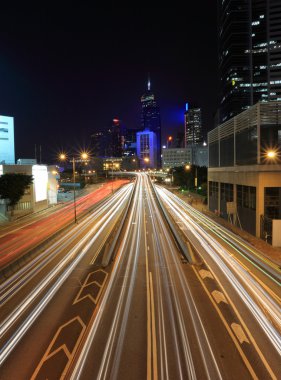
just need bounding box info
[0,174,280,379]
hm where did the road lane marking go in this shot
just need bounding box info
[145,204,158,380]
[212,290,228,304]
[31,316,86,380]
[195,265,278,379]
[145,210,152,380]
[199,269,214,280]
[150,272,158,380]
[90,230,112,264]
[73,270,108,305]
[231,323,250,344]
[192,267,259,380]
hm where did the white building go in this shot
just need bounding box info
[0,164,58,219]
[0,115,15,164]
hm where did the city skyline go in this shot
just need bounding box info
[0,3,280,378]
[0,3,218,163]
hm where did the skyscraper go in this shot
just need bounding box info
[140,76,161,167]
[91,118,126,157]
[184,103,203,147]
[218,0,281,123]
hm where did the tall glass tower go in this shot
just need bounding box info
[184,103,203,147]
[140,76,161,167]
[218,0,281,123]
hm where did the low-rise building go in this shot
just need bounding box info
[162,145,208,170]
[208,102,281,246]
[0,164,58,219]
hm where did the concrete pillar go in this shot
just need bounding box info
[256,174,264,238]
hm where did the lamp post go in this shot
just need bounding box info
[170,168,175,187]
[195,166,198,192]
[111,160,114,193]
[72,157,77,223]
[59,152,88,224]
[185,164,198,192]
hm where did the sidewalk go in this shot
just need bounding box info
[174,190,281,266]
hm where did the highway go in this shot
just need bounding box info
[0,174,280,379]
[155,185,281,379]
[0,179,129,270]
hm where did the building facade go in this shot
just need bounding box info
[208,101,281,245]
[0,115,15,164]
[136,130,157,169]
[140,78,161,167]
[0,164,58,219]
[184,104,203,146]
[218,0,281,123]
[162,146,208,170]
[123,128,140,157]
[91,118,126,158]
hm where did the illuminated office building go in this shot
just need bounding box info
[91,118,126,157]
[136,129,157,168]
[184,103,203,146]
[140,77,161,167]
[218,0,281,123]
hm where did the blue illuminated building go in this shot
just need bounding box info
[136,129,157,168]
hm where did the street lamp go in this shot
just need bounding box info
[185,163,198,191]
[59,152,88,224]
[143,156,150,170]
[267,150,277,159]
[111,160,114,193]
[170,168,175,187]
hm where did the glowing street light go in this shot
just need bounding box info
[267,150,276,159]
[59,151,89,224]
[185,163,198,191]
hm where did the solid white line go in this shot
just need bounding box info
[150,272,158,380]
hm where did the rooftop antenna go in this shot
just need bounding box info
[39,145,42,164]
[35,144,37,162]
[147,72,151,91]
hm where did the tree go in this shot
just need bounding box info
[0,173,33,214]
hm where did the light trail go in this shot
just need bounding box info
[158,187,281,284]
[0,180,129,268]
[156,186,281,358]
[0,184,133,366]
[70,174,144,380]
[0,185,132,305]
[145,176,222,380]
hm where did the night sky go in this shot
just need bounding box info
[0,3,218,163]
